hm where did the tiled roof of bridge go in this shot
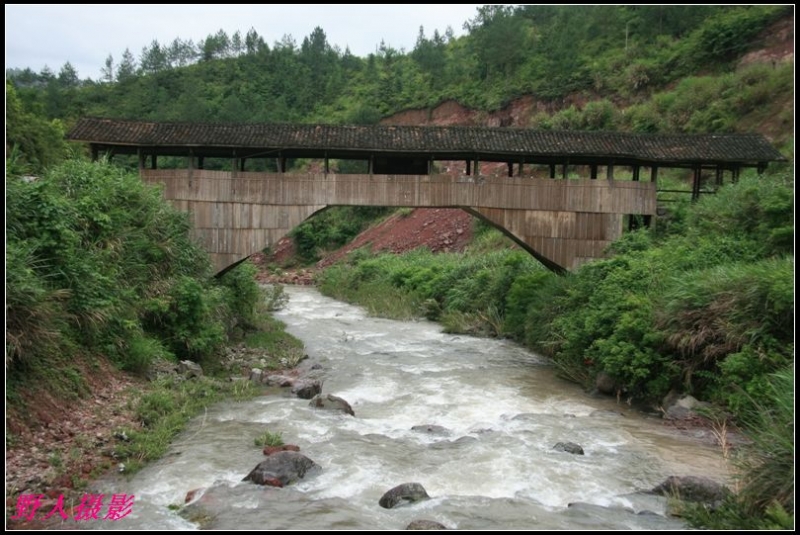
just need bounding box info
[68,117,785,164]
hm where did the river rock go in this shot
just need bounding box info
[411,424,450,435]
[553,441,585,455]
[263,444,300,456]
[651,476,731,504]
[178,360,203,378]
[662,394,712,420]
[406,519,448,530]
[309,394,355,416]
[249,368,263,383]
[379,482,430,509]
[265,374,295,387]
[184,487,205,503]
[595,371,618,395]
[292,379,322,399]
[242,451,320,487]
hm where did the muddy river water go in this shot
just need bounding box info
[92,286,729,529]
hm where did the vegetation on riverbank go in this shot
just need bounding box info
[5,153,306,510]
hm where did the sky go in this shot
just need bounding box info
[5,4,483,80]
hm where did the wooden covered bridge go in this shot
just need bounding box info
[68,118,784,273]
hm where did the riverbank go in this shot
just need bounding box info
[5,285,306,530]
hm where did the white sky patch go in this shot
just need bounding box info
[5,4,483,80]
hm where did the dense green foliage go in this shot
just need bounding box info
[289,206,391,264]
[6,6,791,139]
[6,159,262,386]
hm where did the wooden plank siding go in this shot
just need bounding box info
[142,169,656,273]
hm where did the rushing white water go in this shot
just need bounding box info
[89,286,729,530]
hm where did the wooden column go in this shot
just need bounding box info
[239,158,246,172]
[507,162,514,177]
[324,156,329,175]
[187,151,194,186]
[474,158,480,176]
[518,161,524,177]
[549,164,556,179]
[91,145,99,162]
[466,160,472,176]
[137,148,145,170]
[691,166,701,201]
[715,167,724,186]
[368,155,374,175]
[632,166,640,181]
[562,164,568,179]
[279,156,287,173]
[590,164,598,180]
[732,166,740,183]
[197,156,204,170]
[757,162,768,175]
[151,154,157,169]
[607,164,614,180]
[650,166,658,182]
[429,158,434,175]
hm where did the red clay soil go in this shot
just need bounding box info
[317,208,475,268]
[6,360,145,530]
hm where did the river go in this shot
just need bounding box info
[91,286,729,530]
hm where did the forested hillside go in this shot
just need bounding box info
[7,6,793,153]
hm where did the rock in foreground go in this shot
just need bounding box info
[379,482,430,509]
[243,451,320,487]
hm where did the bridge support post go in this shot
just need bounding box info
[691,166,701,201]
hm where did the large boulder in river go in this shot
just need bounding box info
[379,482,430,509]
[553,441,585,455]
[309,394,355,416]
[292,379,322,399]
[651,476,731,504]
[242,451,320,487]
[406,519,448,530]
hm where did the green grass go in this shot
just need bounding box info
[254,430,284,448]
[113,375,258,473]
